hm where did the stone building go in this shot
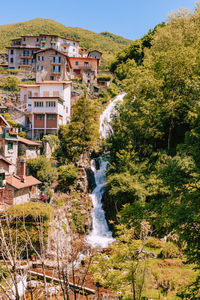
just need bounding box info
[69,57,99,85]
[35,48,72,82]
[3,158,41,205]
[18,136,41,159]
[7,34,80,71]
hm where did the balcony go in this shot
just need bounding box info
[20,56,31,59]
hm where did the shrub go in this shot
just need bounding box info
[58,164,79,192]
[159,242,180,259]
[18,131,26,138]
[1,76,21,91]
[27,156,58,186]
[145,237,165,249]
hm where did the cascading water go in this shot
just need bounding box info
[86,93,126,248]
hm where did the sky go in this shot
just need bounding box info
[0,0,197,40]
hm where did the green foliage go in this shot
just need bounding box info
[0,18,132,70]
[159,242,180,259]
[42,134,60,149]
[2,202,52,254]
[104,5,200,296]
[18,131,26,138]
[0,263,8,281]
[145,237,165,249]
[1,112,19,127]
[27,156,58,186]
[0,76,20,91]
[58,164,79,192]
[58,94,99,161]
[97,74,112,82]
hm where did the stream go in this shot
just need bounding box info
[86,93,126,248]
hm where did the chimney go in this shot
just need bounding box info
[20,158,26,183]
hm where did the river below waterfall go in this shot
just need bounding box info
[86,93,126,248]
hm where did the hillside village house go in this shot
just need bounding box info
[69,57,99,85]
[35,48,72,82]
[7,34,80,70]
[3,158,41,205]
[19,81,72,139]
[18,136,41,159]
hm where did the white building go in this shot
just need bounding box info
[19,81,71,139]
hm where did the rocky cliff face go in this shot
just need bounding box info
[47,155,95,257]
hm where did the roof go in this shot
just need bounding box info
[88,50,102,54]
[19,84,40,88]
[18,136,41,146]
[35,48,68,57]
[69,57,98,61]
[0,156,12,165]
[37,81,72,85]
[6,175,41,190]
[39,34,79,43]
[29,96,64,103]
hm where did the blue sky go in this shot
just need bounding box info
[1,0,196,40]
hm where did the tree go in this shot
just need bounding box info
[58,164,79,193]
[27,156,58,186]
[1,76,21,92]
[58,93,99,161]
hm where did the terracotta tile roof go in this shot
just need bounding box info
[6,175,41,190]
[0,155,12,165]
[18,136,41,147]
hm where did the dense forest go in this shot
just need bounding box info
[97,4,200,299]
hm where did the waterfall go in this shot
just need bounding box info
[86,93,126,248]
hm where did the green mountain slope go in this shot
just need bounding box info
[0,18,132,69]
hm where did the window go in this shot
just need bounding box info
[41,37,46,41]
[23,50,29,56]
[10,58,14,63]
[8,142,13,150]
[43,91,49,97]
[73,48,75,52]
[53,65,61,73]
[84,62,89,68]
[51,43,55,48]
[38,56,44,61]
[11,49,14,55]
[37,38,39,42]
[50,76,54,80]
[46,102,56,107]
[23,59,29,65]
[47,114,56,120]
[53,56,61,63]
[37,65,43,71]
[73,42,75,46]
[23,38,26,41]
[34,102,44,107]
[28,91,32,97]
[36,114,44,120]
[53,91,59,97]
[75,61,79,66]
[32,59,36,63]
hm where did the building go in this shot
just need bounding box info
[35,48,72,82]
[18,136,41,159]
[3,158,41,205]
[7,34,80,70]
[88,50,102,60]
[19,81,72,139]
[0,127,18,174]
[69,57,99,85]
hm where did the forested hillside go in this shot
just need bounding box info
[101,4,200,298]
[0,17,132,69]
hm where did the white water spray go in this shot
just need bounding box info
[86,93,126,248]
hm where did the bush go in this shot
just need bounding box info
[159,242,180,259]
[18,131,26,138]
[1,76,21,91]
[145,237,165,249]
[27,156,58,186]
[58,164,79,192]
